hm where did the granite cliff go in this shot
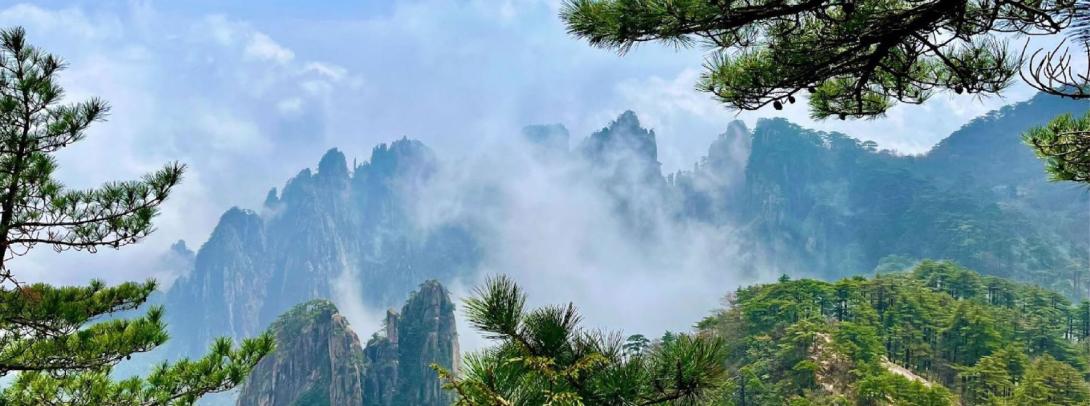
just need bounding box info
[237,281,458,406]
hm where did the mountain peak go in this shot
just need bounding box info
[376,279,458,406]
[169,239,193,258]
[317,148,349,180]
[703,120,752,176]
[273,299,339,324]
[580,110,661,181]
[615,110,641,129]
[725,120,749,136]
[378,137,431,160]
[406,280,451,309]
[522,123,570,153]
[263,187,279,208]
[361,138,437,182]
[239,299,365,406]
[214,207,262,231]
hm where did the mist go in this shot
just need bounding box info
[315,115,776,352]
[1,1,1039,296]
[0,0,1056,360]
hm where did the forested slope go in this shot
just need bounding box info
[698,261,1090,405]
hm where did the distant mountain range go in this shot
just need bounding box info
[151,92,1087,404]
[719,94,1088,283]
[164,138,477,356]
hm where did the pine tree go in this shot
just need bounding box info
[960,350,1020,404]
[942,302,1001,366]
[1013,355,1090,405]
[562,0,1077,119]
[1024,110,1090,182]
[0,27,272,405]
[434,275,728,405]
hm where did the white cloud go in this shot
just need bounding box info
[300,79,333,96]
[277,97,303,114]
[0,3,363,289]
[409,134,772,350]
[0,3,120,40]
[202,14,237,46]
[616,68,726,122]
[304,61,348,81]
[197,110,270,153]
[245,31,294,64]
[0,0,1061,352]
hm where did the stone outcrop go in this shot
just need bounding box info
[364,280,458,406]
[238,281,458,406]
[165,141,480,357]
[237,300,366,406]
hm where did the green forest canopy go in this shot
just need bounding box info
[698,260,1090,405]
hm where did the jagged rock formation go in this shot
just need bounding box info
[161,240,196,284]
[363,281,458,406]
[671,120,751,222]
[165,139,479,356]
[163,96,1089,370]
[236,282,457,406]
[237,300,366,406]
[674,92,1089,286]
[361,310,399,406]
[579,110,664,190]
[578,111,671,231]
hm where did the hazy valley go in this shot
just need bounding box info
[124,92,1090,404]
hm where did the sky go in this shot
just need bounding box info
[0,1,1044,296]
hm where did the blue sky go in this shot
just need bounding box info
[0,0,1041,286]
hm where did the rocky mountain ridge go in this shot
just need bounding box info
[163,93,1088,368]
[237,281,457,406]
[165,139,478,356]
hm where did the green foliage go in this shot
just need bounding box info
[623,334,651,355]
[0,27,184,263]
[699,261,1090,405]
[1011,355,1090,405]
[0,281,167,374]
[561,0,1075,119]
[267,299,340,336]
[0,27,272,405]
[436,275,728,405]
[959,349,1026,404]
[942,301,1001,365]
[1024,110,1090,182]
[3,336,272,405]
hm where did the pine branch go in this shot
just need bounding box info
[563,0,1079,118]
